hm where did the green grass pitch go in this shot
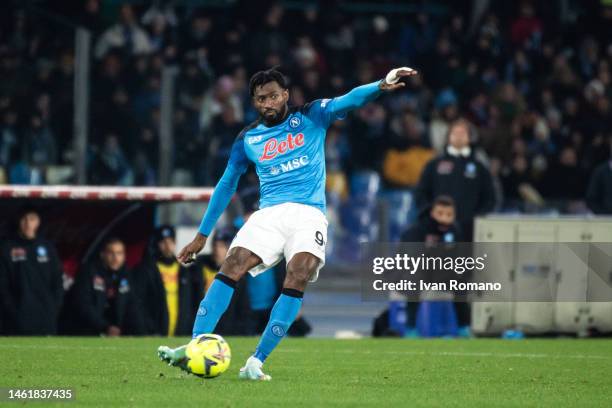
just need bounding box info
[1,337,611,407]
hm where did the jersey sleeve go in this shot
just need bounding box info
[304,81,383,128]
[198,135,249,236]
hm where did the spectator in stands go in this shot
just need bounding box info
[23,113,57,168]
[415,118,496,240]
[135,225,201,336]
[586,140,612,214]
[429,90,460,154]
[1,1,611,217]
[0,109,19,170]
[94,5,152,59]
[89,134,132,185]
[199,76,243,134]
[209,103,244,180]
[0,207,64,335]
[349,102,388,171]
[61,237,141,336]
[382,111,435,189]
[325,123,350,202]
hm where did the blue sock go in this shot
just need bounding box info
[254,289,303,362]
[192,274,236,338]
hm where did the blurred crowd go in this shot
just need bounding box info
[1,0,612,214]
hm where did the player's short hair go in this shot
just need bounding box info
[249,68,288,96]
[433,195,455,209]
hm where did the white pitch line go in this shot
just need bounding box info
[0,344,608,360]
[275,349,612,360]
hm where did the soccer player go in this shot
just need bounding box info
[158,66,417,380]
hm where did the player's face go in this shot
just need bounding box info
[431,204,455,227]
[102,242,126,271]
[448,123,470,149]
[158,237,176,259]
[19,212,40,240]
[252,81,289,122]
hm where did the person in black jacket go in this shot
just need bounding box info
[401,195,470,335]
[134,225,202,336]
[586,158,612,214]
[415,118,496,241]
[401,196,463,244]
[0,207,63,335]
[62,237,140,336]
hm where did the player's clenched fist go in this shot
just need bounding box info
[379,67,418,91]
[177,233,207,265]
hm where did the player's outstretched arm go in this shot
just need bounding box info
[329,67,418,114]
[177,164,243,265]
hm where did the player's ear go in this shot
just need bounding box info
[282,88,289,102]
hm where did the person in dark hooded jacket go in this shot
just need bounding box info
[401,196,463,244]
[414,118,495,241]
[402,195,470,335]
[134,225,202,336]
[0,207,63,335]
[373,196,467,337]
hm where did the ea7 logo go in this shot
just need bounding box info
[248,135,262,144]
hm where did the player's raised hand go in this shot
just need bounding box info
[177,233,207,265]
[379,67,418,91]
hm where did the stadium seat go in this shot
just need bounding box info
[416,300,459,337]
[349,171,380,204]
[9,162,32,184]
[381,190,414,241]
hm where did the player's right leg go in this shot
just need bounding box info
[157,247,261,371]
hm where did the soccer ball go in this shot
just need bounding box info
[185,334,231,378]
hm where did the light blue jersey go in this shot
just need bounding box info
[198,81,382,236]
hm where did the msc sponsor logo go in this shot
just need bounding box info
[269,155,310,175]
[259,133,304,161]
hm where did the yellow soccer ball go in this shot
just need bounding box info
[185,334,231,378]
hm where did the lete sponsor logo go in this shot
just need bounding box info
[259,133,304,161]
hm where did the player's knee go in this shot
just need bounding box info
[220,249,251,281]
[285,254,318,289]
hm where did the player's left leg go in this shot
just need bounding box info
[158,247,262,369]
[239,252,319,381]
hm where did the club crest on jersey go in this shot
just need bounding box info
[259,133,304,161]
[289,116,301,128]
[464,162,477,178]
[37,245,49,263]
